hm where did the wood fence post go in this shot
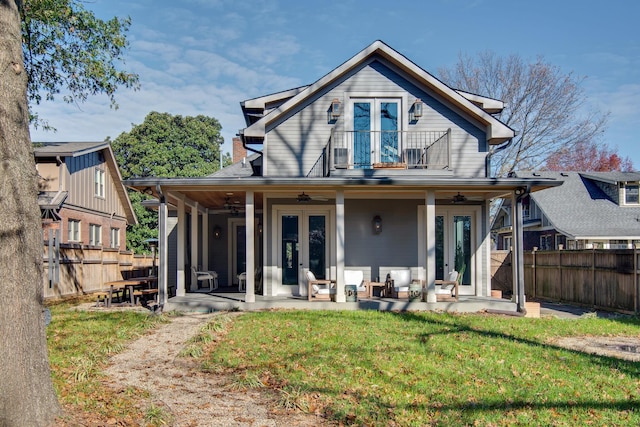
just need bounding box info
[532,248,537,299]
[635,246,639,315]
[592,248,596,309]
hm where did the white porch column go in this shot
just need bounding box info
[335,190,346,303]
[202,208,209,271]
[176,199,186,296]
[190,202,199,291]
[511,191,526,312]
[158,192,169,306]
[425,190,437,303]
[245,191,256,303]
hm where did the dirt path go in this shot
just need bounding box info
[104,312,330,426]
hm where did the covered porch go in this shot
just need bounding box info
[124,176,560,313]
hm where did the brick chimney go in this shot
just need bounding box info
[232,137,247,163]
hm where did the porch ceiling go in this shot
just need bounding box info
[124,176,562,210]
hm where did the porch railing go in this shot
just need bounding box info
[330,129,450,170]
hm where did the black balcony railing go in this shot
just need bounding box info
[331,129,450,170]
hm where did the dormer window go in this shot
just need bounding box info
[625,184,639,205]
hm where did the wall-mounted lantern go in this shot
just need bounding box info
[372,215,382,234]
[410,99,423,122]
[328,98,341,122]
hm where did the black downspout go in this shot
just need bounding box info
[239,133,263,156]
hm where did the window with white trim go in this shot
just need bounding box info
[625,184,639,205]
[68,219,81,242]
[110,227,120,249]
[95,168,105,198]
[89,224,102,246]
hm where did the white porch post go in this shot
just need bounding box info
[512,191,526,312]
[335,190,346,303]
[176,198,186,296]
[202,208,209,271]
[245,191,256,303]
[158,191,168,306]
[190,202,199,291]
[425,190,437,303]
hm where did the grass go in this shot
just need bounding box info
[46,299,168,424]
[206,310,640,426]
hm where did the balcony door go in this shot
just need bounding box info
[351,98,401,168]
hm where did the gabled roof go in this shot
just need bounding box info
[33,141,137,225]
[208,153,261,178]
[33,141,110,157]
[240,40,515,145]
[515,171,640,239]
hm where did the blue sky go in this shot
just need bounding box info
[30,0,640,168]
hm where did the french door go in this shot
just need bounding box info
[278,210,331,295]
[436,211,472,290]
[351,98,401,168]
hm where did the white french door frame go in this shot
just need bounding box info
[345,93,407,166]
[418,205,481,296]
[272,205,335,296]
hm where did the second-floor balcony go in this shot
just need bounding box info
[308,129,451,177]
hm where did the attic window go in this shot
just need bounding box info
[625,184,639,205]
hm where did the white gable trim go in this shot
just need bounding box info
[242,40,514,144]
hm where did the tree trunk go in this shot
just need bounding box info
[0,1,60,425]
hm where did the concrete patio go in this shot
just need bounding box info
[164,289,518,314]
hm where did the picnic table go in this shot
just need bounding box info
[102,276,158,307]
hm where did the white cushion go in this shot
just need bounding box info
[317,288,336,295]
[390,270,411,287]
[344,270,364,286]
[395,286,410,292]
[312,284,320,293]
[448,270,459,281]
[435,285,452,295]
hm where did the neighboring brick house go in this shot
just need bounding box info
[34,141,136,250]
[492,171,640,250]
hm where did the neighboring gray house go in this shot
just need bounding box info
[493,171,640,251]
[124,40,559,306]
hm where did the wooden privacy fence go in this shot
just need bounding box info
[492,249,640,314]
[43,231,153,299]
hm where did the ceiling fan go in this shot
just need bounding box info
[296,192,329,202]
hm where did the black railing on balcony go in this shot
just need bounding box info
[306,129,451,177]
[330,129,450,170]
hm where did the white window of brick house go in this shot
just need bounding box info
[95,168,105,198]
[110,227,120,249]
[89,224,102,246]
[68,219,81,242]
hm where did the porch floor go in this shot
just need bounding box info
[165,288,517,314]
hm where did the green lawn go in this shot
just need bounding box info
[206,310,640,426]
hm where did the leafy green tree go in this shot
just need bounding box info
[112,112,230,253]
[20,0,139,128]
[1,1,60,425]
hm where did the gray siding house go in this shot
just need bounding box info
[125,41,559,309]
[493,171,640,250]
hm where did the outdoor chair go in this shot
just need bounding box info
[237,272,246,292]
[386,269,412,299]
[344,270,368,298]
[191,266,216,291]
[435,264,465,301]
[306,271,336,301]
